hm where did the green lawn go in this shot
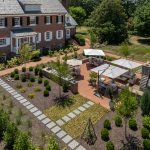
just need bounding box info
[44,95,88,121]
[103,44,150,62]
[62,104,108,138]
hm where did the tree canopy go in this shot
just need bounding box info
[88,0,128,44]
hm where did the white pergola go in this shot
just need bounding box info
[91,64,128,79]
[111,59,142,69]
[84,49,105,56]
[66,59,82,66]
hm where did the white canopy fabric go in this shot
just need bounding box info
[91,64,128,79]
[111,59,142,69]
[84,49,105,56]
[67,59,82,66]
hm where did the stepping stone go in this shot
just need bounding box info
[13,94,21,98]
[42,118,51,124]
[76,145,86,150]
[62,116,71,122]
[87,101,94,106]
[33,110,42,117]
[68,140,79,149]
[46,122,56,129]
[73,109,81,115]
[67,112,76,119]
[56,119,65,126]
[11,92,18,96]
[1,83,8,86]
[78,106,86,112]
[37,114,47,121]
[56,130,67,138]
[20,99,27,104]
[23,101,31,106]
[83,103,91,108]
[62,135,73,144]
[6,87,13,91]
[8,89,15,93]
[16,96,24,101]
[30,107,38,113]
[3,85,10,89]
[26,104,34,110]
[51,126,61,133]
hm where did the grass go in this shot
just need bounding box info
[44,95,88,121]
[76,26,89,38]
[62,104,108,138]
[103,44,150,62]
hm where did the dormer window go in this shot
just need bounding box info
[25,4,41,12]
[66,16,70,23]
[13,17,20,27]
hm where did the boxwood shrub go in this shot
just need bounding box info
[115,116,122,127]
[143,116,150,131]
[22,67,26,72]
[10,72,15,78]
[141,128,149,139]
[129,118,137,130]
[63,82,69,92]
[29,67,33,72]
[101,128,109,141]
[106,141,115,150]
[143,139,150,150]
[30,77,35,82]
[14,74,19,80]
[46,85,51,91]
[44,80,49,87]
[74,34,85,46]
[38,77,42,84]
[14,68,19,74]
[34,67,39,76]
[104,119,111,130]
[21,76,26,82]
[39,69,43,78]
[43,90,49,97]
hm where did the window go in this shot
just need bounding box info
[0,18,5,27]
[57,16,63,23]
[45,16,51,24]
[36,33,41,43]
[66,16,70,23]
[0,39,6,46]
[30,16,36,25]
[45,31,52,41]
[56,30,63,39]
[14,17,20,26]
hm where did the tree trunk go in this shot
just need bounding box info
[124,118,128,140]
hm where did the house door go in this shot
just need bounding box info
[66,29,70,39]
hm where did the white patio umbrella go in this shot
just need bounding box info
[67,59,82,66]
[84,49,105,56]
[91,64,128,79]
[111,59,142,69]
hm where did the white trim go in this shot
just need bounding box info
[44,31,52,41]
[0,38,10,47]
[56,30,63,40]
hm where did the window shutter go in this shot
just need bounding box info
[61,16,63,23]
[50,16,52,23]
[12,18,15,26]
[27,17,30,25]
[5,18,7,27]
[50,32,52,40]
[44,16,46,24]
[20,17,22,26]
[36,16,39,24]
[56,16,58,23]
[44,32,46,41]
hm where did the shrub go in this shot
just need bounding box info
[27,82,33,87]
[129,118,137,130]
[101,128,109,141]
[143,139,150,150]
[29,67,33,72]
[143,116,150,131]
[22,67,26,72]
[44,80,49,87]
[43,90,49,97]
[15,83,22,89]
[141,128,149,139]
[38,77,42,84]
[104,119,111,130]
[74,34,85,46]
[31,50,41,61]
[14,74,19,80]
[14,69,19,74]
[106,141,115,150]
[20,88,27,93]
[34,67,39,76]
[39,69,43,78]
[115,116,122,127]
[21,76,26,82]
[34,86,41,92]
[28,93,35,99]
[63,82,69,92]
[10,72,15,78]
[46,85,51,91]
[30,77,35,82]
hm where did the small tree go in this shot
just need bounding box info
[3,122,18,148]
[119,43,130,58]
[47,136,59,150]
[141,88,150,115]
[117,87,138,139]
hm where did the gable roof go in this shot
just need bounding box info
[0,0,24,15]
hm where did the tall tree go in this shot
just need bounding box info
[88,0,128,44]
[141,88,150,115]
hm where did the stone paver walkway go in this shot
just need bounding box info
[0,78,86,150]
[56,101,94,126]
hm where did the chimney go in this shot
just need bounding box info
[61,0,70,10]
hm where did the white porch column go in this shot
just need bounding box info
[16,38,19,54]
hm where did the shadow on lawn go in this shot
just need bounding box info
[120,134,142,150]
[138,39,150,45]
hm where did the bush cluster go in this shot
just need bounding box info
[143,139,150,150]
[129,118,137,130]
[10,72,15,78]
[14,69,19,74]
[74,34,85,46]
[63,82,69,92]
[141,128,149,139]
[46,85,51,91]
[29,67,33,72]
[14,74,19,80]
[143,116,150,131]
[115,116,122,127]
[30,77,35,82]
[101,128,109,141]
[43,90,49,97]
[106,141,115,150]
[44,80,49,87]
[22,67,26,72]
[21,76,26,82]
[104,119,111,130]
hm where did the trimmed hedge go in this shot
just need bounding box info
[101,128,109,141]
[141,128,149,139]
[106,141,115,150]
[104,119,111,130]
[129,118,137,130]
[46,85,51,91]
[74,34,85,46]
[115,116,122,127]
[14,74,19,80]
[43,90,49,97]
[143,139,150,150]
[22,67,26,72]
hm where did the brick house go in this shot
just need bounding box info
[0,0,77,60]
